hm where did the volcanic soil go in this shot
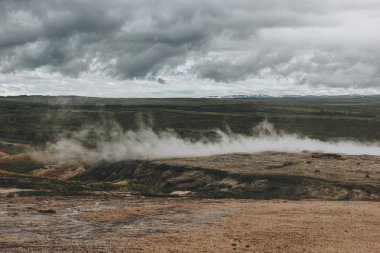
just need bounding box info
[1,150,380,252]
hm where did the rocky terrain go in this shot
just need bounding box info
[1,148,380,252]
[27,152,380,200]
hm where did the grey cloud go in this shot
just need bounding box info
[193,48,380,88]
[0,0,380,91]
[0,0,128,77]
[0,0,326,75]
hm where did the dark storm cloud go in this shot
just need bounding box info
[0,0,129,76]
[0,0,380,91]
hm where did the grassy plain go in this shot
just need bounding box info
[0,95,379,147]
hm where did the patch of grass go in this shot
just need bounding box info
[0,173,122,195]
[0,143,30,155]
[0,172,161,197]
[0,159,45,173]
[126,183,158,195]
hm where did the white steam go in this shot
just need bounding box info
[33,120,380,163]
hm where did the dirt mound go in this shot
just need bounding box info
[154,152,380,186]
[0,170,20,175]
[0,152,46,174]
[75,159,380,200]
[0,152,31,162]
[26,152,380,200]
[29,163,92,180]
[0,150,9,159]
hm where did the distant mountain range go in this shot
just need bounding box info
[205,94,272,99]
[1,94,379,100]
[205,94,380,99]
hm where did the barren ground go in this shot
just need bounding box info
[1,196,379,253]
[1,151,380,252]
[154,152,380,186]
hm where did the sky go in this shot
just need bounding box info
[0,0,380,97]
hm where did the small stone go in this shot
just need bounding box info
[38,209,56,214]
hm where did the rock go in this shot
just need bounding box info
[170,191,192,196]
[38,209,56,214]
[311,153,343,159]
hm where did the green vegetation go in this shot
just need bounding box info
[0,158,45,173]
[0,142,30,154]
[0,173,151,196]
[0,173,117,193]
[0,95,379,147]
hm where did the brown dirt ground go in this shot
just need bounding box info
[1,195,379,253]
[0,153,31,163]
[25,152,380,188]
[0,170,20,175]
[154,152,380,186]
[0,151,9,159]
[2,151,380,251]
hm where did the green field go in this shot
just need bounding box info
[0,95,379,147]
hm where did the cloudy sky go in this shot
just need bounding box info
[0,0,380,97]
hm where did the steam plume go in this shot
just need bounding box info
[33,120,380,163]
